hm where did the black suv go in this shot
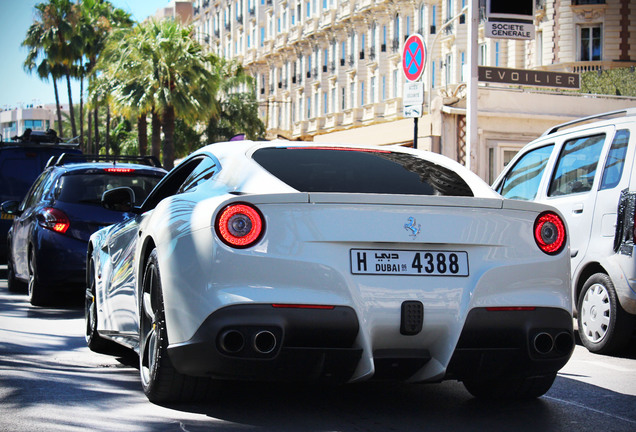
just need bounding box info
[0,129,81,262]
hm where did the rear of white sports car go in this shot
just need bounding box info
[146,144,574,401]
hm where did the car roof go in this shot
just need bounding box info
[540,107,636,138]
[191,139,498,198]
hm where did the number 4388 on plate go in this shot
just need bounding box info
[350,249,469,276]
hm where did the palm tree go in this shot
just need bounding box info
[23,0,81,140]
[205,57,263,142]
[76,0,132,150]
[98,20,218,169]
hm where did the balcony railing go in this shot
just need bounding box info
[391,38,400,52]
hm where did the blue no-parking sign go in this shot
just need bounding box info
[402,34,426,82]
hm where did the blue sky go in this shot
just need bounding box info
[0,0,171,109]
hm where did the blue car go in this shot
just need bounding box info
[1,154,166,306]
[0,130,82,263]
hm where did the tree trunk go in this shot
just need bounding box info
[79,78,84,150]
[137,114,148,156]
[65,71,77,140]
[87,109,92,153]
[93,107,99,154]
[105,104,111,156]
[53,79,64,138]
[161,105,175,170]
[151,109,161,161]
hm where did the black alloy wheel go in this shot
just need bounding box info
[27,247,49,306]
[139,249,209,403]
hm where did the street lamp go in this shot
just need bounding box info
[426,5,469,113]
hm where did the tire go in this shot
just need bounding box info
[6,245,26,293]
[463,373,557,400]
[577,273,635,355]
[85,257,119,354]
[27,247,50,306]
[139,249,209,403]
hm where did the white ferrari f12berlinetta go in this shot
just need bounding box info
[86,141,574,403]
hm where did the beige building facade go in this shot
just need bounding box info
[192,0,636,181]
[0,105,60,142]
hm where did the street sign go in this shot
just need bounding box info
[485,0,535,41]
[403,82,424,106]
[402,34,426,82]
[478,66,580,89]
[403,105,422,118]
[485,21,535,40]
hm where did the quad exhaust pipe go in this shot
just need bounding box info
[219,328,279,356]
[532,331,573,356]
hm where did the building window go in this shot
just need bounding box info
[331,87,336,113]
[382,75,386,100]
[460,51,465,82]
[341,86,346,110]
[579,25,602,61]
[323,91,328,114]
[360,81,365,106]
[370,76,376,104]
[382,25,387,52]
[341,41,346,66]
[478,43,487,66]
[350,82,355,108]
[536,31,543,66]
[495,42,500,66]
[393,69,398,97]
[445,54,452,85]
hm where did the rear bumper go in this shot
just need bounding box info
[446,307,574,380]
[167,304,362,382]
[167,305,574,383]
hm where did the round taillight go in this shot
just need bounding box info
[216,203,264,248]
[534,211,566,255]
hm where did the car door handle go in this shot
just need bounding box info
[572,204,584,214]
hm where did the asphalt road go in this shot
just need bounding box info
[1,265,635,432]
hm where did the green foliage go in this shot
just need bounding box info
[580,68,636,97]
[206,92,265,144]
[174,119,203,159]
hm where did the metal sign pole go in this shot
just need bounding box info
[466,0,478,171]
[414,118,418,149]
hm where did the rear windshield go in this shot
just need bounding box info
[252,147,473,196]
[55,170,164,206]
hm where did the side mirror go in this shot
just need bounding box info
[1,200,21,216]
[102,187,136,213]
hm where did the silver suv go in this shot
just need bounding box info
[493,108,635,355]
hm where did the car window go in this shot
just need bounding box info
[548,133,605,197]
[55,171,164,206]
[178,155,219,193]
[600,129,630,190]
[141,156,205,211]
[19,170,53,211]
[252,147,473,196]
[498,144,554,200]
